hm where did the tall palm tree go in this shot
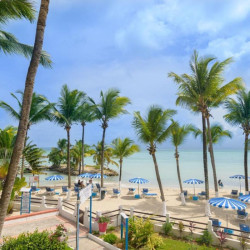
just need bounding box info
[91,89,130,187]
[0,91,52,178]
[133,105,176,215]
[168,50,241,213]
[77,102,96,174]
[111,137,140,190]
[0,0,51,67]
[0,0,51,236]
[53,85,83,188]
[169,121,194,205]
[224,89,250,193]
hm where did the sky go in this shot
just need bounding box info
[0,0,250,150]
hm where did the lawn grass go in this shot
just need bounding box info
[157,238,216,250]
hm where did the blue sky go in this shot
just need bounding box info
[0,0,250,150]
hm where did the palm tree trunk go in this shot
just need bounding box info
[206,116,219,197]
[66,127,71,188]
[20,132,28,178]
[0,0,50,236]
[119,158,123,191]
[244,132,249,193]
[175,147,183,193]
[100,125,107,188]
[80,122,85,174]
[151,150,166,215]
[202,113,210,216]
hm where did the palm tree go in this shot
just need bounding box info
[133,105,176,215]
[168,51,242,213]
[0,0,51,236]
[91,89,130,187]
[169,121,194,205]
[111,137,140,191]
[0,91,52,178]
[77,102,96,174]
[224,89,250,193]
[0,0,51,67]
[53,85,84,188]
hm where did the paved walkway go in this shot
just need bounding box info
[1,214,107,249]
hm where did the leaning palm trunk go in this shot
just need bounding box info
[244,132,249,193]
[20,131,28,178]
[175,147,185,205]
[0,0,50,236]
[206,116,219,197]
[151,149,166,215]
[66,127,71,188]
[80,122,85,174]
[202,113,210,216]
[100,125,107,188]
[119,158,123,191]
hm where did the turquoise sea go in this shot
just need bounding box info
[26,149,249,189]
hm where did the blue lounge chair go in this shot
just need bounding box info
[46,187,55,195]
[74,186,80,193]
[183,190,188,197]
[240,224,250,237]
[128,188,135,194]
[231,190,238,197]
[142,188,149,193]
[210,218,221,228]
[198,191,206,199]
[237,210,248,221]
[142,189,157,198]
[31,186,40,194]
[113,189,120,197]
[62,186,68,194]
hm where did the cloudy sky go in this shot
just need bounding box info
[0,0,249,150]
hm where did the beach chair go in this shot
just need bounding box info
[198,191,206,199]
[183,190,188,197]
[240,224,250,237]
[142,188,149,193]
[209,218,221,231]
[46,187,55,195]
[142,189,157,198]
[62,186,68,194]
[31,186,40,194]
[113,189,120,197]
[237,210,248,221]
[231,190,238,197]
[128,188,135,194]
[74,186,80,194]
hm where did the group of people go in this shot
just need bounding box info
[77,178,93,189]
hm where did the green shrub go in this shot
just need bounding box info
[162,221,174,236]
[196,229,213,246]
[106,226,115,233]
[178,221,185,237]
[128,216,163,250]
[103,233,118,245]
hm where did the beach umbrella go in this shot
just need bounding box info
[91,173,108,179]
[229,175,245,193]
[183,178,204,195]
[209,197,246,227]
[129,177,149,195]
[239,195,250,203]
[78,173,93,178]
[45,175,64,181]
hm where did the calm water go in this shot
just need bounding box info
[25,149,249,189]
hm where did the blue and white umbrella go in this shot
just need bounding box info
[45,175,64,181]
[209,197,247,227]
[239,195,250,203]
[129,177,149,195]
[229,175,245,193]
[78,173,93,178]
[183,179,204,195]
[91,173,108,179]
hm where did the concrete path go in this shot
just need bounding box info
[1,214,107,249]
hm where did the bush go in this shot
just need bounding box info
[196,229,213,246]
[162,221,174,236]
[129,216,163,250]
[2,229,70,250]
[103,233,118,245]
[178,221,185,237]
[106,226,115,233]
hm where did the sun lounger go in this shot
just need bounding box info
[62,186,68,194]
[142,188,149,193]
[46,187,55,195]
[113,189,120,197]
[240,224,250,237]
[128,188,135,194]
[198,191,206,199]
[209,218,221,231]
[231,190,238,197]
[143,193,157,198]
[183,190,188,197]
[237,210,248,221]
[31,186,40,194]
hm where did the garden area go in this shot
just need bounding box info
[94,216,248,250]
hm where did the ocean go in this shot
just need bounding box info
[25,149,249,189]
